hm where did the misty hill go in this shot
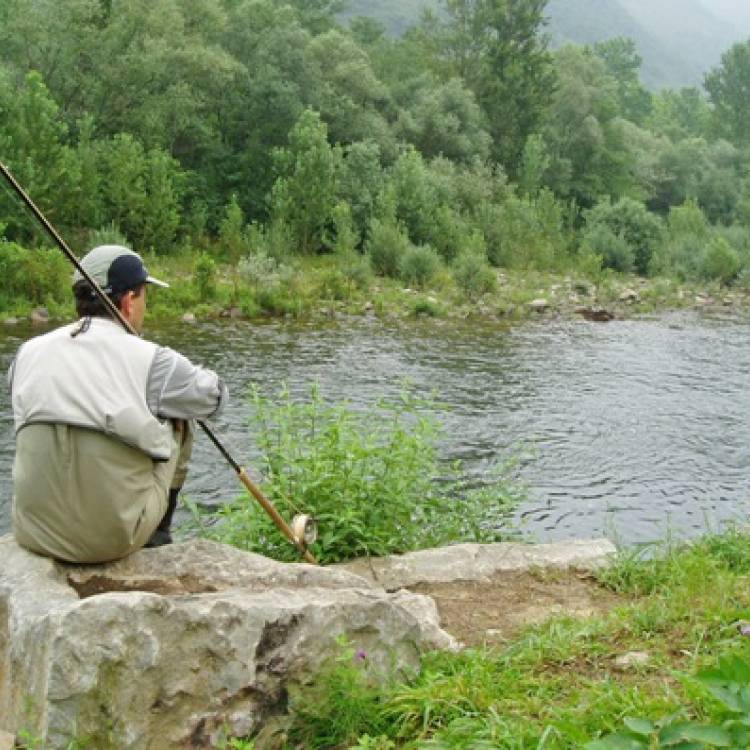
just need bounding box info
[341,0,750,89]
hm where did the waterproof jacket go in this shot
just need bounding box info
[8,317,227,562]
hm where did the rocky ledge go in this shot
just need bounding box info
[0,536,616,749]
[338,538,616,590]
[0,536,454,750]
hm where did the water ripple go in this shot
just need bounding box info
[1,311,749,547]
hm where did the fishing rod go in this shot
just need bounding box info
[0,160,318,564]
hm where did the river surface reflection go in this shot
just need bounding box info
[1,310,748,547]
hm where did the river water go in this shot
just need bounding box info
[1,310,748,548]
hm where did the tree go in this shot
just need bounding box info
[395,77,491,163]
[593,37,652,125]
[705,39,750,146]
[542,45,635,207]
[425,0,556,173]
[270,110,340,254]
[0,70,77,241]
[647,87,712,141]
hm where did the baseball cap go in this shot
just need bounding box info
[73,245,169,295]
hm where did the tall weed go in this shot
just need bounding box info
[197,385,522,563]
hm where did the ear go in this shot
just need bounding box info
[119,290,135,318]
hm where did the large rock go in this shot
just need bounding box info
[0,536,455,749]
[338,539,617,590]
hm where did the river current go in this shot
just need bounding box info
[1,310,748,548]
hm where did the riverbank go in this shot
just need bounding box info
[283,527,750,749]
[2,247,750,328]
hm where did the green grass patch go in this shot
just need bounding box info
[276,529,750,748]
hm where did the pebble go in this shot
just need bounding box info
[182,312,197,325]
[613,651,650,670]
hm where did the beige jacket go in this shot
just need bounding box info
[9,318,225,563]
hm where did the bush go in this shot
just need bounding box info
[366,217,411,278]
[582,224,635,273]
[480,190,567,270]
[399,244,440,288]
[194,385,522,563]
[584,197,664,275]
[453,234,496,298]
[0,242,70,311]
[701,235,741,284]
[194,253,217,301]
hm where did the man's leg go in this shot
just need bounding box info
[145,420,194,547]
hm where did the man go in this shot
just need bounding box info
[8,244,227,563]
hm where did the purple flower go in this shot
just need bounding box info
[355,649,367,662]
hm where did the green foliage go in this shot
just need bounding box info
[584,198,664,276]
[583,224,635,274]
[271,109,340,254]
[452,235,497,299]
[483,189,569,270]
[587,654,750,749]
[705,40,750,147]
[286,637,394,749]
[86,222,130,249]
[194,253,217,301]
[399,243,440,289]
[197,385,521,563]
[387,147,438,246]
[434,0,555,172]
[0,242,70,311]
[701,236,741,285]
[649,201,710,279]
[366,216,411,278]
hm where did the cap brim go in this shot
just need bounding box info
[145,275,169,289]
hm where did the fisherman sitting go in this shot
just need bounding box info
[8,244,227,563]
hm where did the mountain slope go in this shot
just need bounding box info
[341,0,750,89]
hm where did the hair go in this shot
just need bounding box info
[73,281,144,318]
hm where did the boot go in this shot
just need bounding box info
[145,487,180,548]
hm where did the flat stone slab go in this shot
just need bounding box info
[338,538,617,590]
[0,535,455,749]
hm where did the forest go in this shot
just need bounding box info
[1,0,750,316]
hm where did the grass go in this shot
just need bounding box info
[2,240,749,326]
[277,527,750,749]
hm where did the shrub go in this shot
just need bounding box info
[195,385,522,563]
[366,217,411,278]
[399,244,440,288]
[194,253,217,301]
[480,190,567,270]
[701,235,740,284]
[584,197,664,275]
[582,224,634,273]
[453,234,496,298]
[0,242,70,311]
[86,221,130,249]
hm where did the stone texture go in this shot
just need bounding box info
[614,651,651,670]
[338,539,617,591]
[0,536,455,749]
[0,730,14,750]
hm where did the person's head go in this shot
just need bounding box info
[72,245,168,333]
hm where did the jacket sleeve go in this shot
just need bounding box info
[7,357,15,395]
[146,346,227,420]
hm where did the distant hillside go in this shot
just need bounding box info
[341,0,750,89]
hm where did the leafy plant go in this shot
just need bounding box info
[586,655,750,749]
[197,384,522,563]
[399,243,440,288]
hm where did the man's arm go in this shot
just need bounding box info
[146,346,227,420]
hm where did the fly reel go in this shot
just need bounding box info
[291,514,317,548]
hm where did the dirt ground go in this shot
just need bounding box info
[410,569,622,647]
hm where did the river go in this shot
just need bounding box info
[1,310,748,548]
